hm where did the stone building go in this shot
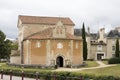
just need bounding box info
[74,27,120,60]
[106,27,120,58]
[74,27,107,60]
[11,15,83,67]
[90,28,107,60]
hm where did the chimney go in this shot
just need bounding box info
[88,27,90,35]
[99,28,105,41]
[115,27,120,32]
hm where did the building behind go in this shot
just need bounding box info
[74,27,120,60]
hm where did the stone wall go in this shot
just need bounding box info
[10,50,20,64]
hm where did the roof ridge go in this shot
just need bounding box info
[19,15,70,19]
[18,15,75,26]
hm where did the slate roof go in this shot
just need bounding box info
[90,33,99,40]
[19,15,75,26]
[74,29,89,36]
[74,29,82,36]
[107,30,120,38]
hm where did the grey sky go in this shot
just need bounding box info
[0,0,120,39]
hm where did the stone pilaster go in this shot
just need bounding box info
[26,40,31,64]
[70,40,73,64]
[46,40,51,65]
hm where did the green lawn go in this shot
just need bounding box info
[80,64,120,77]
[0,63,53,72]
[84,61,99,67]
[102,61,108,65]
[1,62,120,77]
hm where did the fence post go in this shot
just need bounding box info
[21,70,24,80]
[36,72,39,80]
[79,76,83,80]
[54,72,56,80]
[1,70,3,79]
[10,70,12,80]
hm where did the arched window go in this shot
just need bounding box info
[36,40,41,48]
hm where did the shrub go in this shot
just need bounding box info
[0,69,120,80]
[54,65,58,69]
[66,65,71,68]
[86,59,94,61]
[101,59,108,61]
[108,57,120,64]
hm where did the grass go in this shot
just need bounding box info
[80,64,120,77]
[0,63,53,72]
[79,60,120,77]
[84,61,99,67]
[0,61,99,71]
[1,61,120,77]
[102,61,108,65]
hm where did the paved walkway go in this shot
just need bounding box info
[54,61,116,72]
[0,75,36,80]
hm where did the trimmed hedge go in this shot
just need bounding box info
[108,57,120,64]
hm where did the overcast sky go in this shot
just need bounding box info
[0,0,120,39]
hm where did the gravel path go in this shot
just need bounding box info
[54,61,116,72]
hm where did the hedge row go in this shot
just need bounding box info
[0,69,120,80]
[108,57,120,64]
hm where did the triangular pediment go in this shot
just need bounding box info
[56,20,64,27]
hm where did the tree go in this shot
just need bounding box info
[0,30,6,60]
[115,38,119,57]
[4,39,13,59]
[82,23,88,60]
[0,30,14,61]
[11,41,18,50]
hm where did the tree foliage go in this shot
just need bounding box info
[82,23,88,60]
[0,30,18,61]
[0,30,6,59]
[115,38,119,57]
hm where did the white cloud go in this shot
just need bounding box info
[0,0,120,38]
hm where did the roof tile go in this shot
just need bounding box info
[19,15,75,26]
[24,28,79,40]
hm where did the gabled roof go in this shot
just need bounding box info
[107,30,120,38]
[24,28,78,40]
[19,15,75,26]
[90,33,99,40]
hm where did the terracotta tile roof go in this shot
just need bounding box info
[19,15,75,26]
[24,28,53,39]
[24,28,80,40]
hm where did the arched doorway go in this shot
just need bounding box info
[56,56,63,67]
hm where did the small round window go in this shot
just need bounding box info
[57,43,63,49]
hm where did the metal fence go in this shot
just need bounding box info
[0,70,88,80]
